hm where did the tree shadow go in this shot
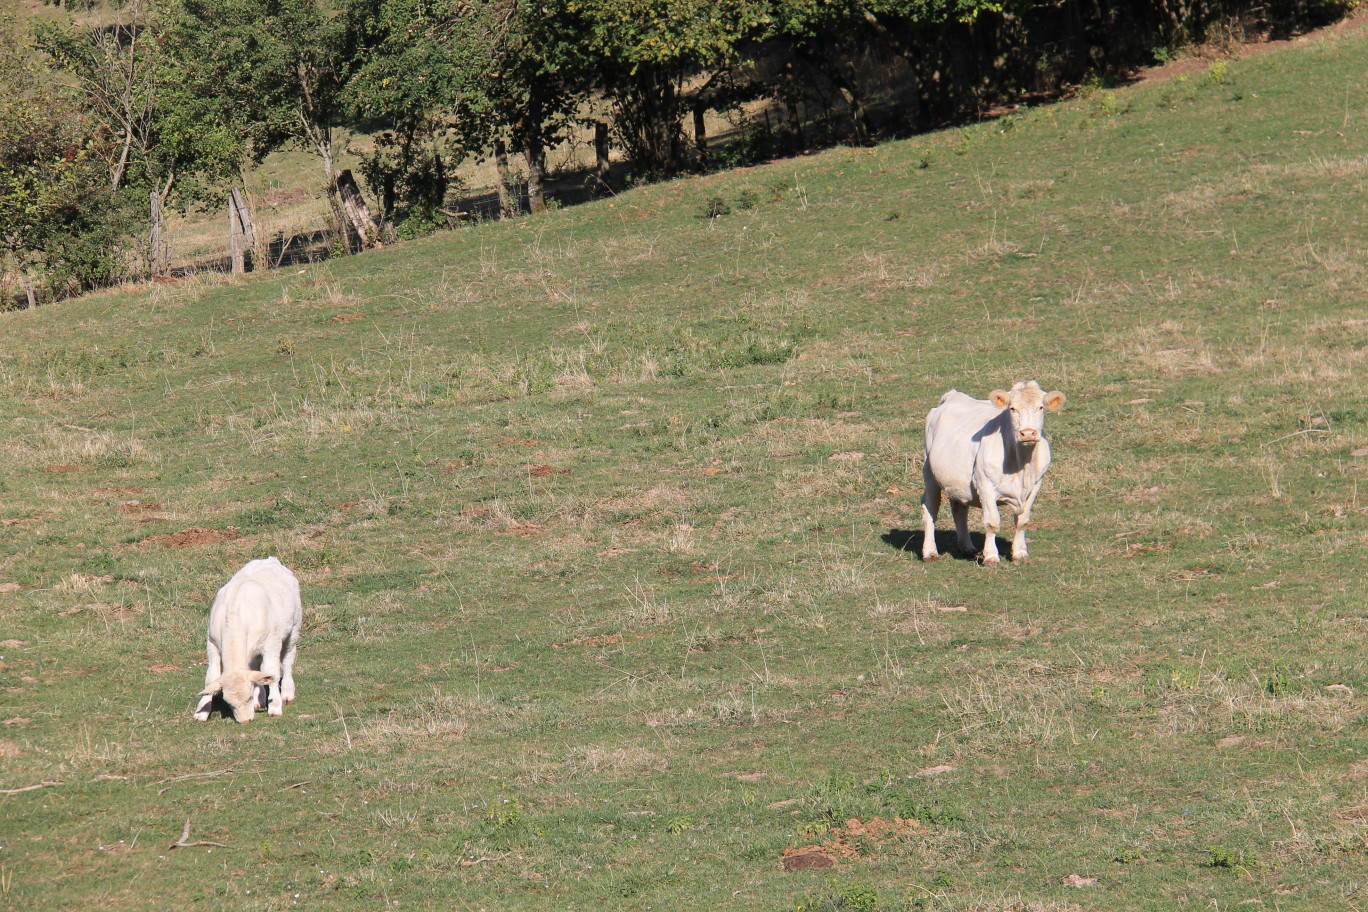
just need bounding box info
[881,528,1014,563]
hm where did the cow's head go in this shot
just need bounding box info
[990,381,1065,445]
[198,670,275,723]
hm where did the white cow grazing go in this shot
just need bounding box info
[921,381,1065,565]
[193,557,302,723]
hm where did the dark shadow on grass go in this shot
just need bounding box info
[196,684,271,721]
[882,528,1014,563]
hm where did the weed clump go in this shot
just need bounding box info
[699,196,731,219]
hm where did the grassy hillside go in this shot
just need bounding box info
[3,23,1368,912]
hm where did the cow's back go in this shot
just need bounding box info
[924,391,1006,504]
[208,557,302,645]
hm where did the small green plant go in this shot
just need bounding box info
[485,802,523,829]
[917,149,933,170]
[834,880,878,911]
[699,195,731,219]
[1207,845,1253,875]
[275,336,296,356]
[1265,662,1294,697]
[667,815,693,834]
[737,187,763,210]
[1206,60,1230,85]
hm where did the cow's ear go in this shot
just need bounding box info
[1044,391,1066,411]
[990,390,1010,408]
[198,679,224,698]
[251,672,277,686]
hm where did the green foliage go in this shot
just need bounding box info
[0,29,127,291]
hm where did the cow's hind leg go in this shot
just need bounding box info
[920,466,943,562]
[280,633,298,706]
[260,640,285,717]
[950,501,973,555]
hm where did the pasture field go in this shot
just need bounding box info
[4,27,1368,912]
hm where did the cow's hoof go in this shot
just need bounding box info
[922,553,940,563]
[1013,556,1031,565]
[268,706,283,717]
[981,556,1001,567]
[192,712,209,722]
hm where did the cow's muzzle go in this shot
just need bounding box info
[1017,430,1040,443]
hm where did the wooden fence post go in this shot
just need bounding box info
[149,189,165,276]
[228,187,256,273]
[229,193,244,274]
[335,169,381,249]
[594,122,612,197]
[494,139,516,219]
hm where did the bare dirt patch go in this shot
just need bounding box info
[782,847,836,871]
[137,527,242,550]
[43,464,81,474]
[784,816,923,870]
[553,633,623,650]
[116,501,163,519]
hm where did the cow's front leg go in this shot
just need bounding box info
[1012,485,1044,562]
[1010,512,1030,563]
[194,642,223,721]
[980,496,1003,565]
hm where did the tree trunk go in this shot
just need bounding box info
[692,105,708,169]
[335,169,380,249]
[784,64,805,147]
[594,122,612,196]
[494,139,516,218]
[525,132,546,214]
[112,128,132,193]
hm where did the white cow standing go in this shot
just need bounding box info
[920,381,1066,565]
[193,557,302,723]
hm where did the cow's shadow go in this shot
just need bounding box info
[882,528,1015,563]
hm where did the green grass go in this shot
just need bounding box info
[4,28,1368,912]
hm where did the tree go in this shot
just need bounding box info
[343,0,479,227]
[160,0,351,250]
[37,1,241,274]
[583,0,771,177]
[0,18,125,294]
[345,0,590,218]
